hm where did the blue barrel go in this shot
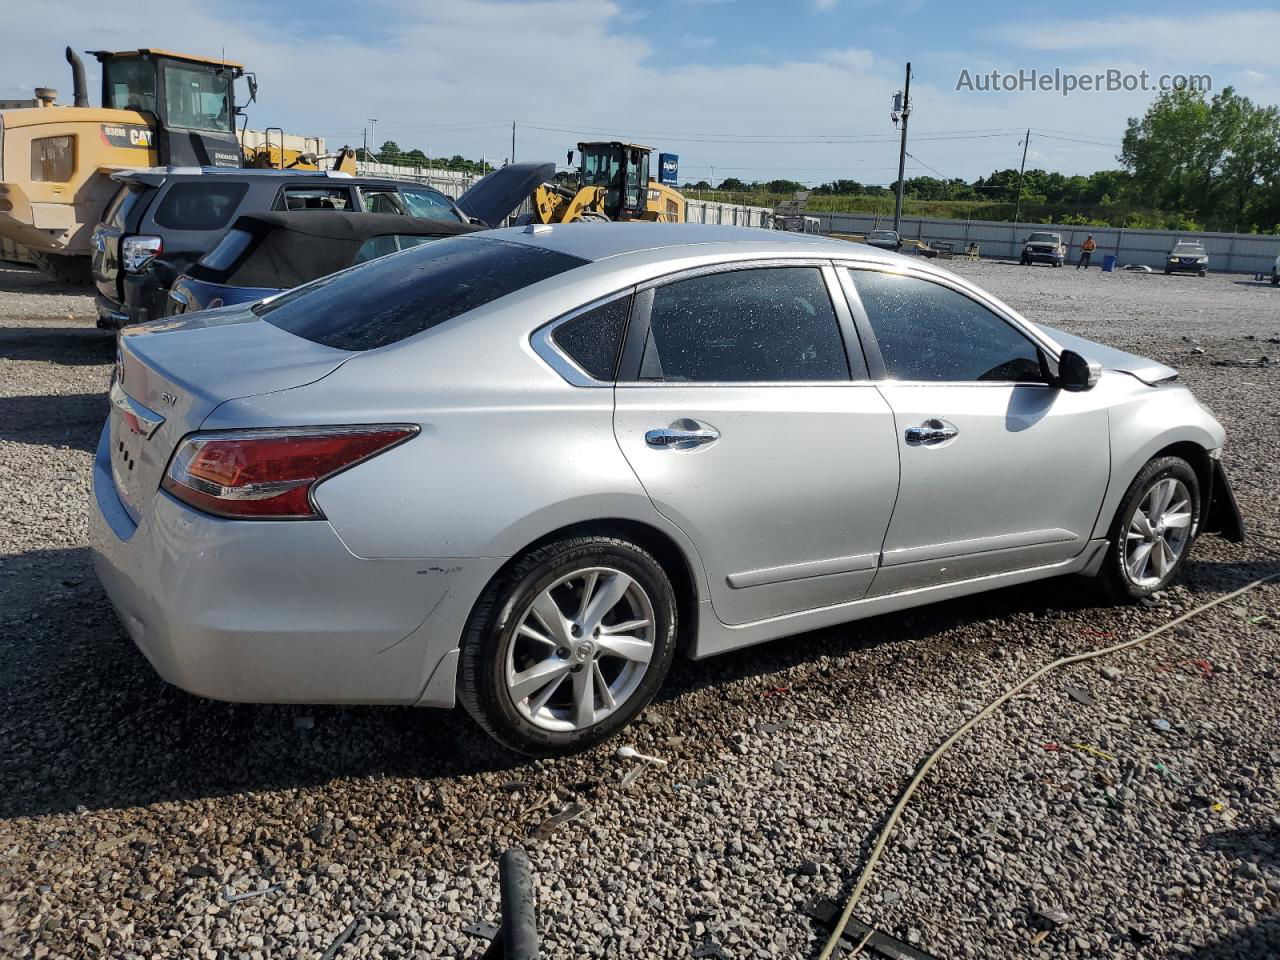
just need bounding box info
[1102,254,1117,272]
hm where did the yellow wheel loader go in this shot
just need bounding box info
[531,142,685,224]
[0,46,355,283]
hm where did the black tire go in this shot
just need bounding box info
[1271,273,1278,285]
[1097,456,1200,602]
[29,251,93,285]
[1020,256,1029,266]
[1199,269,1207,277]
[1164,268,1172,275]
[459,536,677,756]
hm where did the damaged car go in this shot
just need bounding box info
[91,224,1244,755]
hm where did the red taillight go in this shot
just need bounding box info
[161,426,417,519]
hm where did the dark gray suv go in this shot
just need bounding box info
[91,169,467,328]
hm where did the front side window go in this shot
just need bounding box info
[639,267,849,382]
[152,181,249,231]
[401,187,462,222]
[850,269,1045,383]
[276,186,352,211]
[163,66,233,133]
[254,235,587,351]
[359,187,407,215]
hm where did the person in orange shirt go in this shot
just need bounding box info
[1077,234,1098,269]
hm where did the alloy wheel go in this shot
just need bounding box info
[504,567,656,732]
[1125,477,1193,587]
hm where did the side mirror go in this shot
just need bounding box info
[1057,349,1101,391]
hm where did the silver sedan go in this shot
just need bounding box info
[91,224,1244,754]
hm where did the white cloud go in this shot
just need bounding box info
[5,0,1264,183]
[997,10,1280,66]
[813,0,839,10]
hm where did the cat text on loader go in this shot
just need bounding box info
[531,142,685,224]
[0,47,355,282]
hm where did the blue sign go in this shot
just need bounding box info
[658,153,679,186]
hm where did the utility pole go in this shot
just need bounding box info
[892,62,911,235]
[1014,128,1031,227]
[367,117,378,165]
[511,121,516,163]
[361,126,367,166]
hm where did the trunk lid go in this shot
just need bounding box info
[454,161,555,226]
[108,309,351,522]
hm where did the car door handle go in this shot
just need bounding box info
[645,426,720,449]
[904,419,958,445]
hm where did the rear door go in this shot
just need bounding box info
[139,178,252,282]
[612,262,900,626]
[92,183,153,302]
[841,265,1111,596]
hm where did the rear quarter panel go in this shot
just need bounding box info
[200,274,710,593]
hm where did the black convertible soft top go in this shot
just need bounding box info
[188,211,483,288]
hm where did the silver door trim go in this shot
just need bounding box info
[727,551,879,590]
[879,527,1077,567]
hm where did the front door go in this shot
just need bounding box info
[613,264,900,626]
[842,266,1111,596]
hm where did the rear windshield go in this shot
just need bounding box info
[153,181,249,231]
[253,235,587,351]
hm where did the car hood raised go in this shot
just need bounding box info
[455,161,556,227]
[1037,324,1178,384]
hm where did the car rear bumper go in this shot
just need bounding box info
[89,424,502,706]
[95,293,128,329]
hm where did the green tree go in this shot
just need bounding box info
[377,140,402,161]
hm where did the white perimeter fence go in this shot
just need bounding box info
[814,212,1280,275]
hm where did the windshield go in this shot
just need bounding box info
[253,235,587,351]
[1172,244,1205,254]
[198,228,254,272]
[104,58,158,114]
[1027,233,1058,243]
[163,65,233,133]
[869,231,897,239]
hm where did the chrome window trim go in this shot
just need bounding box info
[530,289,635,388]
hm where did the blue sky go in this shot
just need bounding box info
[7,1,1278,185]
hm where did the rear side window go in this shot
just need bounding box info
[197,228,254,271]
[551,297,631,381]
[255,236,587,351]
[153,181,249,231]
[277,186,353,211]
[353,234,399,264]
[639,267,848,382]
[359,187,407,214]
[850,270,1045,383]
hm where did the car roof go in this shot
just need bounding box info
[485,222,885,264]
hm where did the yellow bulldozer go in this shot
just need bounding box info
[0,46,355,282]
[531,142,685,224]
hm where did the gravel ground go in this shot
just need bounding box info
[0,257,1277,960]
